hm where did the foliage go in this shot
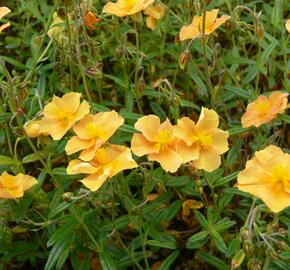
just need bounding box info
[0,0,290,269]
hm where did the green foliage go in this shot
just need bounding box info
[0,0,290,269]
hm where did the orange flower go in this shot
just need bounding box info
[0,172,38,199]
[39,92,90,140]
[65,111,124,161]
[131,115,182,173]
[237,145,290,213]
[144,4,165,30]
[241,91,289,128]
[67,144,137,191]
[179,9,230,41]
[286,19,290,33]
[24,119,49,138]
[175,108,229,172]
[0,6,11,33]
[103,0,155,17]
[84,11,101,30]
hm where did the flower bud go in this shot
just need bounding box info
[243,239,254,257]
[231,249,245,269]
[247,259,262,270]
[256,24,264,40]
[240,228,251,240]
[62,192,73,202]
[179,50,191,70]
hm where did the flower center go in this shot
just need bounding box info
[155,130,173,152]
[271,165,290,192]
[124,0,137,9]
[93,148,107,165]
[192,133,213,148]
[256,101,270,116]
[86,122,105,139]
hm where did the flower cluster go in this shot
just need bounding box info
[131,107,229,173]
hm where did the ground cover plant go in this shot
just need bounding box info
[0,0,290,269]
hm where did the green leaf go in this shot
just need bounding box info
[147,240,177,249]
[224,85,251,99]
[260,40,278,65]
[165,176,190,187]
[194,210,209,230]
[228,126,251,136]
[0,155,18,166]
[22,152,42,164]
[186,231,209,249]
[99,251,117,270]
[149,101,167,121]
[158,251,179,270]
[214,172,239,187]
[226,237,241,258]
[211,230,227,253]
[196,252,229,270]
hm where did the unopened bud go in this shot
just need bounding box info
[265,247,279,260]
[256,24,264,40]
[240,228,251,240]
[116,46,125,59]
[247,258,262,270]
[137,77,145,94]
[62,192,73,202]
[231,249,245,269]
[179,50,191,70]
[243,239,254,257]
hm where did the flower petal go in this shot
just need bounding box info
[149,149,183,173]
[67,159,99,175]
[192,148,221,172]
[134,115,160,141]
[131,133,159,156]
[65,136,95,155]
[196,107,219,131]
[80,171,110,192]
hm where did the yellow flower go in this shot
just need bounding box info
[237,145,290,213]
[175,107,229,172]
[65,111,124,161]
[179,9,230,41]
[39,92,90,140]
[286,19,290,33]
[0,6,11,33]
[0,172,38,199]
[24,119,49,138]
[241,91,289,128]
[67,144,137,191]
[144,4,165,30]
[103,0,155,17]
[131,115,182,173]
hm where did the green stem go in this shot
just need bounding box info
[201,1,214,108]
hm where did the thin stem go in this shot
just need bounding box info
[133,20,143,114]
[81,220,102,252]
[201,1,214,108]
[73,0,94,107]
